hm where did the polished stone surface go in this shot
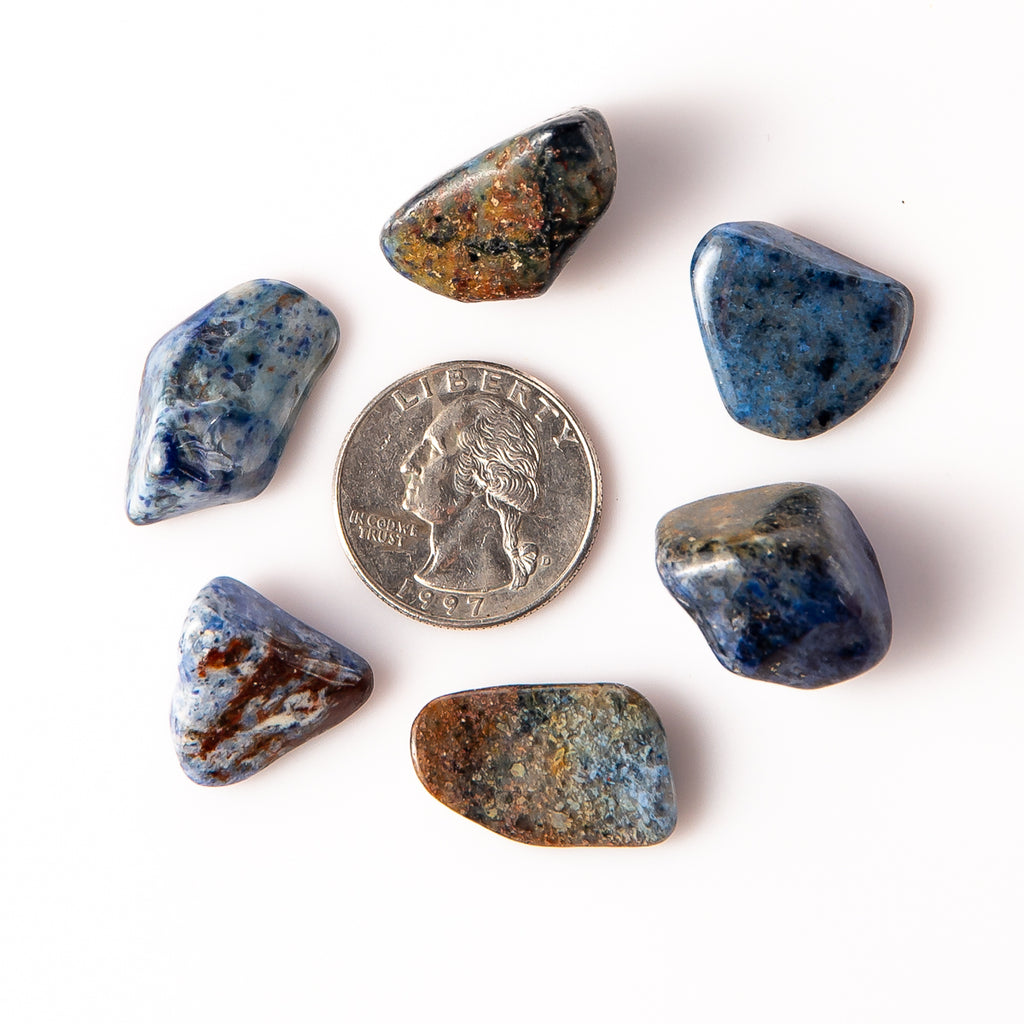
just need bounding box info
[656,483,891,688]
[172,577,372,785]
[411,683,675,846]
[691,222,913,439]
[381,108,616,301]
[126,280,339,524]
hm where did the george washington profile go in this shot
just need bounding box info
[399,395,541,594]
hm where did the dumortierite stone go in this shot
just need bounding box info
[172,577,372,785]
[411,684,676,846]
[656,484,891,688]
[126,280,339,524]
[691,222,913,439]
[380,108,616,301]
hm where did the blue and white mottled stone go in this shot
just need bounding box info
[126,280,339,524]
[691,222,913,439]
[172,577,372,785]
[656,483,891,688]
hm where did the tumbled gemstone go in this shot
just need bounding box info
[126,279,339,524]
[172,577,372,785]
[656,483,891,688]
[381,107,616,301]
[691,222,913,439]
[411,684,676,846]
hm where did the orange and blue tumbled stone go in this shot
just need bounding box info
[411,684,676,846]
[656,483,892,688]
[691,222,913,439]
[380,108,616,301]
[172,577,372,785]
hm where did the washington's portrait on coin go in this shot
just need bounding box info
[399,395,541,594]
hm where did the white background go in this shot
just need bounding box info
[3,1,1022,1020]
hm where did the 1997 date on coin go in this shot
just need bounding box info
[392,557,555,620]
[395,579,490,620]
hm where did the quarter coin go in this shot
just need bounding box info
[334,360,601,628]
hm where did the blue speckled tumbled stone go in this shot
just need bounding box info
[126,280,339,524]
[172,577,372,785]
[691,222,913,439]
[656,483,891,688]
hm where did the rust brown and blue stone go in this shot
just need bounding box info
[656,483,892,688]
[172,577,372,785]
[380,108,616,301]
[411,684,676,846]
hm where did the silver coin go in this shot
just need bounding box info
[334,360,602,628]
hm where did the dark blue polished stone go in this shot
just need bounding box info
[656,483,891,688]
[172,577,372,785]
[126,280,339,524]
[691,222,913,439]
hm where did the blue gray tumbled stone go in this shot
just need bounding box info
[656,483,891,688]
[126,280,339,524]
[172,577,372,785]
[691,222,913,439]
